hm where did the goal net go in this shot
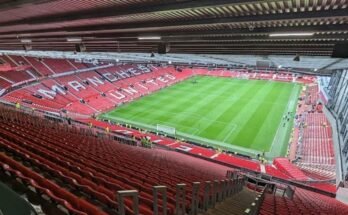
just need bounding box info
[156,124,176,136]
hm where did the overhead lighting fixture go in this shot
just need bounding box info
[269,32,314,37]
[278,65,282,69]
[138,36,161,40]
[18,33,32,38]
[168,61,172,64]
[314,68,318,72]
[67,38,82,42]
[20,39,32,43]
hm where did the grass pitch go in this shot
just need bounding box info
[101,76,301,158]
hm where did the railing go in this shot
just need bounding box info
[116,177,245,215]
[244,185,268,215]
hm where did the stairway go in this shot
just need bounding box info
[200,188,259,215]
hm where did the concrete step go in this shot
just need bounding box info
[200,188,258,215]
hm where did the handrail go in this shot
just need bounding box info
[244,185,268,215]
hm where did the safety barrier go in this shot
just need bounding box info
[116,177,245,215]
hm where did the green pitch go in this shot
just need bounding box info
[101,76,301,158]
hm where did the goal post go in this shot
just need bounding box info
[156,124,176,136]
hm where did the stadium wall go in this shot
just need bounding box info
[327,69,348,186]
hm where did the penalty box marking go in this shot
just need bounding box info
[221,124,238,143]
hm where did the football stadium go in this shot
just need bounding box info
[101,77,301,158]
[0,1,348,215]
